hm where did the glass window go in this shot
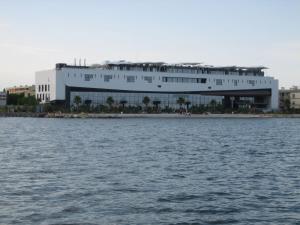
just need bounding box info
[104,75,113,82]
[126,76,135,83]
[144,76,152,83]
[216,79,223,85]
[85,74,94,81]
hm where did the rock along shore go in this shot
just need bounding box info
[1,112,300,119]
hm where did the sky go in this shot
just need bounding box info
[0,0,299,90]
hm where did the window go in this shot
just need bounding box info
[45,85,47,92]
[216,79,223,85]
[85,74,94,81]
[39,85,41,92]
[104,75,113,82]
[233,80,238,86]
[126,76,135,83]
[162,77,206,83]
[48,85,50,92]
[248,80,255,86]
[198,78,207,83]
[144,76,152,83]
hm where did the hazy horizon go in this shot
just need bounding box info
[1,0,300,90]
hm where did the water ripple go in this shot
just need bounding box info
[0,117,299,225]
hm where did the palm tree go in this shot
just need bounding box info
[177,97,185,109]
[185,100,191,111]
[209,99,217,112]
[152,100,161,112]
[74,96,82,111]
[142,96,150,108]
[120,99,127,109]
[106,96,114,108]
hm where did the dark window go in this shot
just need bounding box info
[144,76,152,83]
[216,79,223,85]
[104,75,113,82]
[84,74,94,81]
[126,76,135,83]
[198,78,207,83]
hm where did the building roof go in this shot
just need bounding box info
[57,61,267,74]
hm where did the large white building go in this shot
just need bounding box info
[35,61,279,110]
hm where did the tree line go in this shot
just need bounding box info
[69,95,238,114]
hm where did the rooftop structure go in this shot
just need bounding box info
[56,61,267,77]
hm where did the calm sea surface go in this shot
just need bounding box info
[0,117,299,225]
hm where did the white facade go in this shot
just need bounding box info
[35,62,279,110]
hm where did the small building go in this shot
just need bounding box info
[279,86,300,110]
[6,85,35,97]
[0,92,7,106]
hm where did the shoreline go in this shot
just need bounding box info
[1,112,300,119]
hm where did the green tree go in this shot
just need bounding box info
[176,97,185,109]
[74,96,82,110]
[6,93,38,106]
[106,96,114,108]
[284,99,291,111]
